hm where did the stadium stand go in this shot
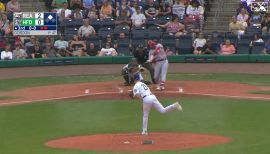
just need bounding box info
[1,0,270,62]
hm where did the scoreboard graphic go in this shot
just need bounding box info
[13,12,57,36]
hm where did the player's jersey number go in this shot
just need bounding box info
[141,84,149,90]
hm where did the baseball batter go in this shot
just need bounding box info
[148,43,168,90]
[130,73,182,135]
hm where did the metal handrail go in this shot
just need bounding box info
[213,0,224,31]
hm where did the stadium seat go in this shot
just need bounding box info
[162,33,176,48]
[116,38,131,56]
[64,27,78,36]
[145,17,159,28]
[246,26,262,35]
[251,42,265,54]
[131,27,147,39]
[101,18,115,28]
[177,35,193,54]
[147,26,163,41]
[157,16,172,25]
[113,27,130,39]
[90,19,102,31]
[237,42,250,54]
[98,27,114,39]
[240,34,253,44]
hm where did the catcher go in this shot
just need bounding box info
[121,58,150,86]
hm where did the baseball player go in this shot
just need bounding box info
[148,43,168,90]
[130,72,182,135]
[122,58,149,85]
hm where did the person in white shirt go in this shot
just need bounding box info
[186,0,204,30]
[193,33,206,55]
[99,42,118,56]
[78,19,96,38]
[130,72,182,135]
[131,6,146,28]
[54,35,72,57]
[13,43,28,59]
[57,2,72,18]
[1,44,13,60]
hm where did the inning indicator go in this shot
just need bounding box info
[13,12,57,36]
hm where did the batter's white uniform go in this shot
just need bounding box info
[133,81,181,134]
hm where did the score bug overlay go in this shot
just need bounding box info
[13,12,57,36]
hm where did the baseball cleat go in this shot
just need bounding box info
[141,130,148,135]
[156,86,165,91]
[175,102,183,111]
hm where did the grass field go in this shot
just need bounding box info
[0,73,270,154]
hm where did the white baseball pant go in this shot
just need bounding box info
[142,94,179,133]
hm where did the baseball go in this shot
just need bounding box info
[85,89,90,94]
[123,141,130,144]
[119,88,124,94]
[179,88,183,93]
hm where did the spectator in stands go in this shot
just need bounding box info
[70,0,82,10]
[0,13,9,35]
[116,0,131,17]
[129,0,139,15]
[249,33,264,47]
[25,36,37,57]
[0,1,5,12]
[172,0,186,21]
[229,16,245,39]
[52,0,67,9]
[158,0,171,17]
[31,42,45,59]
[100,1,113,19]
[54,35,71,57]
[69,34,86,56]
[262,39,270,54]
[87,5,98,19]
[57,2,72,19]
[115,6,132,29]
[186,0,204,30]
[261,13,270,34]
[131,6,146,28]
[115,32,129,49]
[193,32,206,55]
[237,8,249,30]
[249,11,262,27]
[1,44,13,60]
[157,15,186,37]
[103,34,116,47]
[6,0,21,13]
[43,42,61,58]
[72,6,84,19]
[13,43,27,59]
[99,42,118,56]
[219,39,236,55]
[202,40,216,54]
[86,42,99,56]
[145,0,159,18]
[45,0,53,11]
[82,0,95,10]
[4,22,13,36]
[78,19,96,38]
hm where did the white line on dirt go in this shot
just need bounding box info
[1,91,270,106]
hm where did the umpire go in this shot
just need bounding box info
[133,44,156,84]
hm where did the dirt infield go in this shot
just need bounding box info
[46,132,231,152]
[1,80,270,106]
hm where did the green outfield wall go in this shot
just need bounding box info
[1,55,270,68]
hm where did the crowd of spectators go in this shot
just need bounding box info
[1,0,211,60]
[3,0,270,61]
